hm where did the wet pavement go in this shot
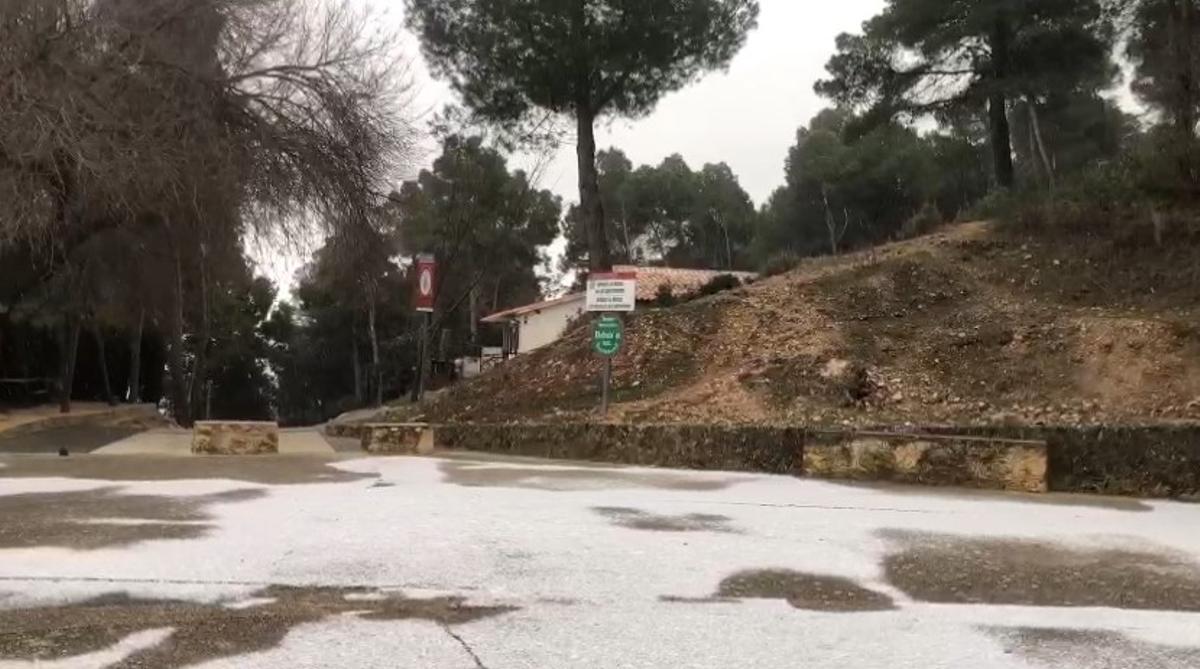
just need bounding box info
[0,452,1199,668]
[0,426,143,454]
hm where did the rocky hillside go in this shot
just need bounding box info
[399,221,1200,427]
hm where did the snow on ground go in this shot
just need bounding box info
[1,454,1199,667]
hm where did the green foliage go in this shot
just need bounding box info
[1009,93,1139,189]
[753,108,951,260]
[652,284,679,308]
[817,0,1119,188]
[387,135,560,343]
[1127,0,1200,135]
[697,274,741,297]
[206,276,277,421]
[406,0,760,123]
[761,251,803,278]
[900,203,944,240]
[964,190,1019,221]
[562,152,758,270]
[406,0,759,269]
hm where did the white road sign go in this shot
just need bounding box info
[586,272,637,312]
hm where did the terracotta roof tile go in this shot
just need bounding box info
[481,266,757,323]
[480,293,585,323]
[613,265,757,301]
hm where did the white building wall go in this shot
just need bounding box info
[517,298,585,354]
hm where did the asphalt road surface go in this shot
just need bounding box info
[1,452,1199,668]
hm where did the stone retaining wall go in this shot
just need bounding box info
[192,421,279,455]
[2,404,161,436]
[324,422,366,440]
[804,431,1047,493]
[436,423,806,474]
[435,424,1034,491]
[911,424,1200,497]
[326,419,1200,497]
[362,423,436,455]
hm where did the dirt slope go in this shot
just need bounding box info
[410,221,1200,427]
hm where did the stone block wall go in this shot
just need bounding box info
[362,423,436,455]
[435,423,806,474]
[324,422,367,440]
[912,424,1200,497]
[803,431,1047,493]
[191,421,279,455]
[328,417,1200,498]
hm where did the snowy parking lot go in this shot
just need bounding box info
[1,452,1199,668]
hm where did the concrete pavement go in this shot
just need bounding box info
[0,452,1198,667]
[92,428,340,456]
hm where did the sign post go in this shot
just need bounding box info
[592,314,624,416]
[587,272,635,417]
[412,255,437,403]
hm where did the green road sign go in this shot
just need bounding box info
[592,314,624,357]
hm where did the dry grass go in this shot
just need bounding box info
[417,221,1200,427]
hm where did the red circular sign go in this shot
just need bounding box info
[419,268,433,297]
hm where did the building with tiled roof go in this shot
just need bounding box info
[480,266,756,356]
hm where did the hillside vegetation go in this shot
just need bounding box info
[405,221,1200,427]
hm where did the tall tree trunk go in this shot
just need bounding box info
[92,322,115,406]
[351,324,364,405]
[988,15,1015,190]
[1027,99,1055,190]
[367,296,382,407]
[127,309,144,404]
[57,316,81,414]
[1172,0,1197,137]
[409,316,424,404]
[821,184,841,255]
[1169,0,1198,186]
[620,197,632,262]
[190,242,211,420]
[168,234,191,427]
[576,105,612,272]
[468,285,479,346]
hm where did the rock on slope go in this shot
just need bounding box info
[412,221,1200,427]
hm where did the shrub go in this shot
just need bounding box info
[697,274,741,297]
[964,189,1018,222]
[899,202,944,239]
[762,251,802,277]
[652,283,678,308]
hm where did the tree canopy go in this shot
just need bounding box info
[388,135,560,348]
[406,0,759,271]
[817,0,1118,189]
[562,150,757,270]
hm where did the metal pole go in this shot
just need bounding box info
[601,356,611,418]
[418,312,432,401]
[410,313,428,404]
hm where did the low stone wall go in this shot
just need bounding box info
[804,431,1047,493]
[342,419,1199,498]
[362,423,436,455]
[436,424,806,475]
[2,404,161,436]
[912,424,1200,498]
[324,422,367,440]
[192,421,279,455]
